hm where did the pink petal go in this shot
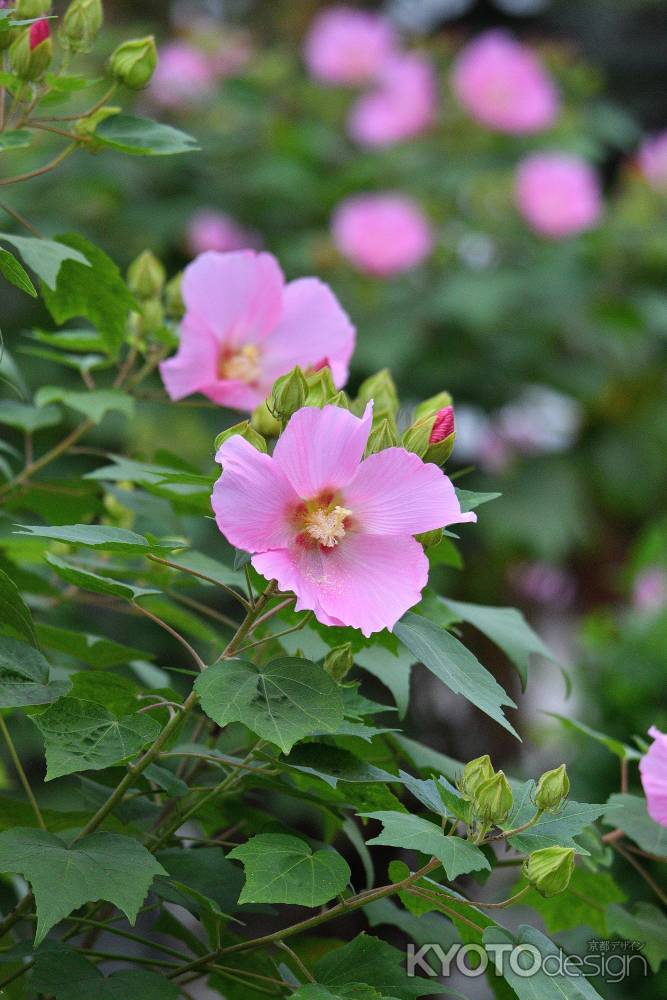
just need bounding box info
[640,727,667,828]
[254,533,429,636]
[181,250,284,347]
[159,316,219,401]
[262,277,355,388]
[273,402,373,499]
[344,447,477,535]
[212,436,299,552]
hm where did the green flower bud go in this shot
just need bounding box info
[270,366,308,422]
[127,250,166,301]
[16,0,51,16]
[458,754,494,800]
[523,846,575,898]
[402,416,432,460]
[328,389,351,410]
[534,764,570,814]
[251,400,281,438]
[416,528,444,549]
[109,35,157,90]
[165,272,184,319]
[214,420,267,455]
[323,642,354,683]
[365,417,399,456]
[414,390,453,422]
[305,366,336,408]
[473,770,513,825]
[62,0,103,52]
[138,298,164,336]
[9,22,51,80]
[357,368,398,421]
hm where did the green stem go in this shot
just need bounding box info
[0,715,45,830]
[0,419,94,501]
[0,141,78,187]
[482,810,543,844]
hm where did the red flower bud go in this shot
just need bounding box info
[429,405,455,444]
[29,18,50,49]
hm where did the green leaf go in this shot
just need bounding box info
[32,946,180,1000]
[314,933,448,998]
[228,833,350,907]
[0,247,37,297]
[16,522,171,553]
[0,400,62,433]
[156,846,244,916]
[394,612,518,737]
[293,988,392,1000]
[0,636,70,707]
[512,866,625,935]
[454,489,501,513]
[195,656,345,754]
[285,744,401,788]
[355,645,414,718]
[546,714,642,761]
[0,827,166,945]
[482,925,604,999]
[606,902,667,972]
[0,565,38,646]
[34,387,135,424]
[40,234,136,357]
[68,671,141,717]
[362,812,489,880]
[36,622,150,668]
[501,781,606,854]
[45,552,160,602]
[32,696,160,780]
[94,114,200,156]
[0,129,32,151]
[603,793,667,855]
[0,233,89,290]
[440,598,561,689]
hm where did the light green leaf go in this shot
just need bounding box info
[34,387,135,424]
[228,833,350,907]
[32,696,160,780]
[195,656,345,754]
[606,902,667,972]
[603,793,667,855]
[455,489,501,513]
[95,114,200,156]
[36,623,151,668]
[0,233,89,290]
[512,866,625,935]
[483,925,604,999]
[314,934,448,998]
[0,827,166,945]
[16,522,171,553]
[0,400,62,433]
[0,129,32,151]
[362,812,489,880]
[0,636,70,707]
[45,552,160,602]
[32,946,180,1000]
[394,612,518,737]
[546,714,642,761]
[501,781,606,854]
[0,565,38,646]
[0,247,37,297]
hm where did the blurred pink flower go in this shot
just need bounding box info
[515,153,603,239]
[332,193,433,277]
[148,41,216,108]
[185,210,259,256]
[160,251,355,411]
[452,31,559,134]
[29,18,50,49]
[212,403,476,635]
[632,566,667,616]
[304,5,397,86]
[638,131,667,191]
[639,727,667,827]
[509,561,576,609]
[348,52,437,147]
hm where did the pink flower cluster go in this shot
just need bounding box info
[452,30,559,134]
[185,210,259,256]
[640,727,667,827]
[160,250,355,411]
[332,193,432,277]
[515,153,603,239]
[304,6,436,147]
[638,131,667,192]
[212,403,476,635]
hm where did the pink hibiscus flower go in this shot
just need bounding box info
[452,31,559,135]
[212,404,476,635]
[638,131,667,192]
[159,251,355,411]
[515,153,603,239]
[185,210,259,256]
[332,193,433,277]
[639,727,667,827]
[148,41,216,109]
[304,5,397,86]
[348,52,437,147]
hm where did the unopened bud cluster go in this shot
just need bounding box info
[458,755,570,836]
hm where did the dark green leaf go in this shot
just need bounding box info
[512,867,625,935]
[285,744,401,788]
[32,946,180,1000]
[95,114,200,156]
[314,933,449,998]
[34,387,135,424]
[36,623,150,668]
[482,925,604,999]
[606,902,667,972]
[0,636,70,707]
[228,833,350,906]
[45,553,160,602]
[0,565,38,646]
[0,129,32,151]
[16,522,172,553]
[363,812,489,880]
[501,781,606,854]
[454,489,501,513]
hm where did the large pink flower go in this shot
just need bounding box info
[452,31,559,134]
[640,727,667,828]
[304,5,396,86]
[212,404,476,635]
[515,153,602,239]
[148,41,216,109]
[348,53,437,147]
[638,131,667,192]
[332,193,433,277]
[160,251,355,411]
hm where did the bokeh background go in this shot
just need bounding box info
[2,2,666,996]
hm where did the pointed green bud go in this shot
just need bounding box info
[328,389,351,410]
[16,0,51,16]
[458,754,494,800]
[269,366,308,422]
[165,272,184,319]
[62,0,103,52]
[305,366,336,408]
[214,420,267,455]
[357,368,398,421]
[365,417,399,456]
[473,770,513,824]
[323,642,354,683]
[416,528,443,550]
[251,400,281,438]
[523,846,575,898]
[109,35,157,89]
[414,391,453,423]
[534,764,570,814]
[127,250,166,301]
